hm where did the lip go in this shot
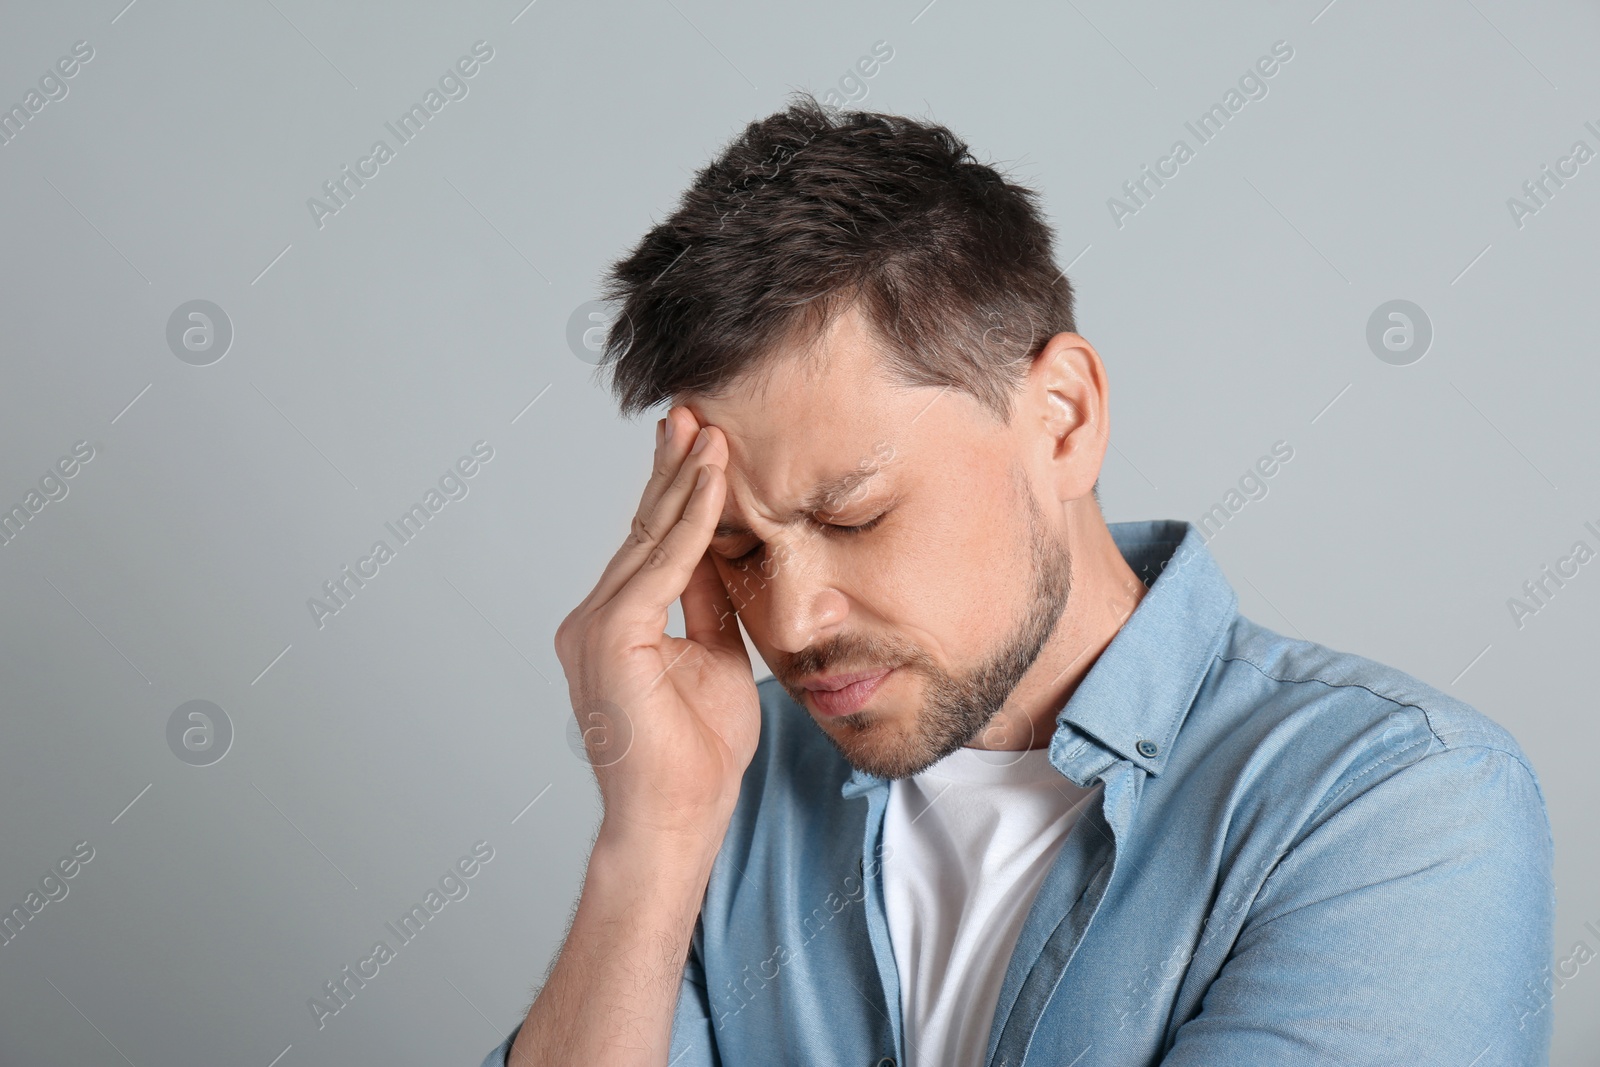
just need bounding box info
[802,668,894,718]
[801,668,893,692]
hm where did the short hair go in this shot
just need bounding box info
[595,92,1078,427]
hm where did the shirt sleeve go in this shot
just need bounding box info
[668,915,722,1066]
[478,1024,518,1067]
[475,919,720,1066]
[1159,742,1555,1067]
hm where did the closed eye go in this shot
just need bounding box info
[725,512,888,565]
[824,513,888,538]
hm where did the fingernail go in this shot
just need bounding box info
[691,428,709,454]
[696,466,710,489]
[664,414,676,444]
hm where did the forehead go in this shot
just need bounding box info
[683,308,928,528]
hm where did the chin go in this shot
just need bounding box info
[821,711,937,781]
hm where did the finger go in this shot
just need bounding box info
[631,406,706,540]
[589,423,724,611]
[582,407,703,611]
[682,546,750,661]
[609,462,726,629]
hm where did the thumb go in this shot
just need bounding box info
[682,550,751,663]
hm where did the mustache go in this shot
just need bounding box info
[778,639,925,685]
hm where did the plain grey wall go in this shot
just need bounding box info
[2,0,1596,1063]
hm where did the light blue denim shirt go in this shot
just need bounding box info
[483,519,1554,1066]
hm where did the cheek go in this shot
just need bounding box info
[866,511,1021,645]
[905,485,1038,620]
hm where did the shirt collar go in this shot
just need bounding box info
[841,519,1237,798]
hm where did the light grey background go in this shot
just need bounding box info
[1,0,1595,1063]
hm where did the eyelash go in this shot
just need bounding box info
[727,513,887,564]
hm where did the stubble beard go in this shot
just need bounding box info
[782,485,1073,781]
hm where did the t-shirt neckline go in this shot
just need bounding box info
[911,744,1067,787]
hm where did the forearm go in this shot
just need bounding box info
[507,822,726,1067]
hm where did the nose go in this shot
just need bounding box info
[746,536,849,655]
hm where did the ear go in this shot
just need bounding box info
[1030,332,1109,504]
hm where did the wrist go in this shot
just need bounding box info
[593,810,730,875]
[581,828,723,939]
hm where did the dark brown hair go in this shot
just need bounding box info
[595,92,1078,426]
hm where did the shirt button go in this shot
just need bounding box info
[875,1059,896,1067]
[1136,739,1159,758]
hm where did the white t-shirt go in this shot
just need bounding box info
[883,745,1099,1067]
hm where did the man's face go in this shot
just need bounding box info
[687,306,1074,780]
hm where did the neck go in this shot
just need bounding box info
[968,507,1145,751]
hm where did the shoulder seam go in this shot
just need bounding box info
[1219,650,1434,718]
[1218,650,1540,778]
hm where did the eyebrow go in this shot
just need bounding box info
[713,459,886,542]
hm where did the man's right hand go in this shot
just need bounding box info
[508,410,757,1067]
[553,406,761,843]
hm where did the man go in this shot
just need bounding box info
[484,96,1553,1066]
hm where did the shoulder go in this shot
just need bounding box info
[1185,613,1547,831]
[1221,614,1529,757]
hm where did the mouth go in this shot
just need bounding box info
[800,668,894,717]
